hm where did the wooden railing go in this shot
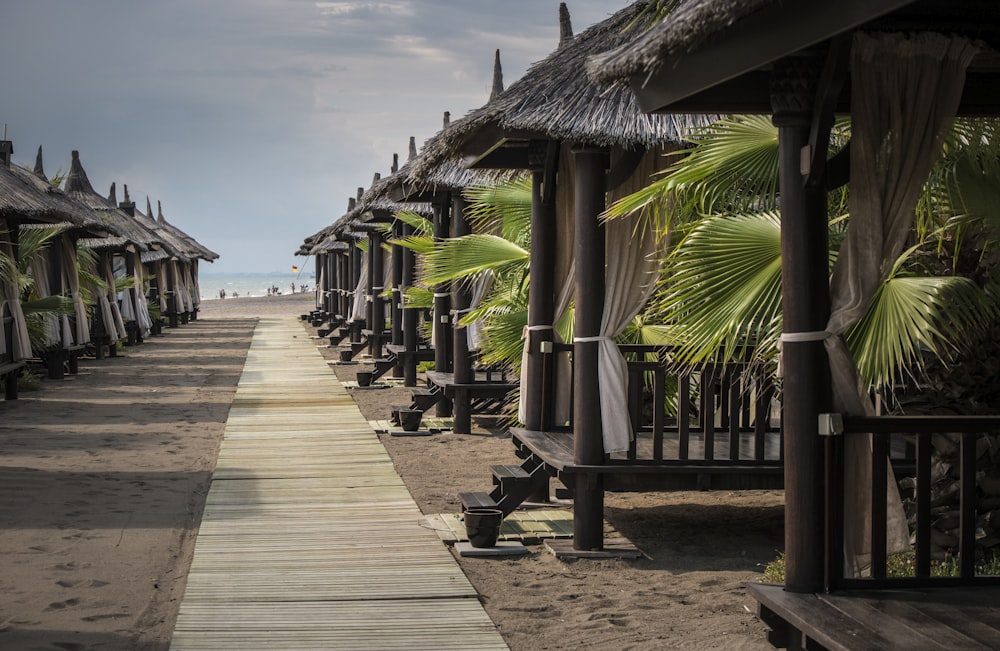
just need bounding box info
[829,415,1000,589]
[550,342,782,464]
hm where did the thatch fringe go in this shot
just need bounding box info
[586,0,774,86]
[409,1,715,181]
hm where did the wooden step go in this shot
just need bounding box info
[490,464,531,481]
[459,491,499,511]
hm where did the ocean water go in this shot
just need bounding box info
[198,272,316,301]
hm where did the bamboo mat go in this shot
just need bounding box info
[171,318,508,650]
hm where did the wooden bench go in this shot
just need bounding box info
[511,428,784,492]
[0,360,25,400]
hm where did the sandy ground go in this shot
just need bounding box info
[0,292,785,650]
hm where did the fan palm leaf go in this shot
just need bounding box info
[420,234,528,286]
[463,177,532,247]
[846,245,993,389]
[655,211,785,365]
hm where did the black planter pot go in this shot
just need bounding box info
[464,508,504,548]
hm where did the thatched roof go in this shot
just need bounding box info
[409,1,711,179]
[1,147,116,233]
[586,0,775,85]
[587,0,1000,104]
[62,151,157,249]
[154,200,220,262]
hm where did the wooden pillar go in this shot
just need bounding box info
[772,57,830,594]
[401,222,418,386]
[524,163,556,430]
[339,252,350,321]
[572,146,608,551]
[433,198,453,417]
[370,230,385,359]
[349,239,362,344]
[452,195,472,433]
[391,221,404,346]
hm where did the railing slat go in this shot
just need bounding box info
[961,432,977,578]
[916,431,932,578]
[871,433,888,579]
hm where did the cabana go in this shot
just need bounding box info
[377,58,523,432]
[0,140,108,394]
[414,1,761,557]
[151,201,218,323]
[590,0,1000,646]
[15,149,123,378]
[63,152,158,345]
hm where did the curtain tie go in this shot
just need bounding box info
[780,330,831,343]
[574,335,611,343]
[433,292,450,298]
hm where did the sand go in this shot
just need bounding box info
[0,292,785,650]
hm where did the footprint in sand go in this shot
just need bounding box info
[56,579,82,588]
[81,612,129,622]
[45,597,81,611]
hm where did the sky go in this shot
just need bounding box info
[2,1,622,274]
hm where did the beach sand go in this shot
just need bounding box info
[0,292,784,649]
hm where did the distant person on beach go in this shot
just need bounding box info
[219,289,226,299]
[291,283,296,294]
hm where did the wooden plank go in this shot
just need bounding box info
[172,317,507,650]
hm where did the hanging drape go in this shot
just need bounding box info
[102,254,127,340]
[29,253,60,348]
[822,32,979,575]
[350,251,369,322]
[518,145,577,426]
[190,261,201,309]
[60,235,90,346]
[465,271,494,350]
[316,265,325,309]
[0,230,32,360]
[132,255,152,331]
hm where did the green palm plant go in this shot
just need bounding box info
[608,115,999,393]
[4,227,75,351]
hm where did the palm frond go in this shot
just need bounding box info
[17,227,62,272]
[654,211,784,365]
[391,234,436,255]
[420,234,528,286]
[395,210,433,236]
[403,286,433,309]
[846,246,993,389]
[463,177,532,247]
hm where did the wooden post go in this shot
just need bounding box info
[452,195,472,434]
[433,198,453,417]
[370,230,385,359]
[401,222,418,387]
[349,239,363,344]
[391,220,404,347]
[524,159,556,431]
[772,57,830,594]
[572,146,608,551]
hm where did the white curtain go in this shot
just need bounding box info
[132,254,152,331]
[190,261,201,308]
[465,271,494,350]
[586,212,659,453]
[60,235,90,346]
[29,252,60,348]
[155,260,168,312]
[0,230,32,360]
[102,255,127,340]
[350,251,369,322]
[316,264,325,309]
[825,32,979,575]
[518,147,578,426]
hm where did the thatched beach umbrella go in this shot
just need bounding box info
[586,0,1000,603]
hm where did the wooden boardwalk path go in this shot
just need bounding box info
[171,318,507,650]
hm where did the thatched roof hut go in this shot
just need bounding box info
[410,2,710,178]
[587,0,1000,113]
[1,146,117,234]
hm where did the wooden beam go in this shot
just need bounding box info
[630,0,917,114]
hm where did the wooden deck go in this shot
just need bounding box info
[171,318,507,650]
[748,583,1000,650]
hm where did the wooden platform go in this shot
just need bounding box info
[748,583,1000,650]
[171,318,507,650]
